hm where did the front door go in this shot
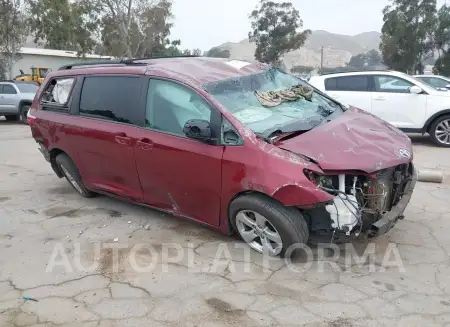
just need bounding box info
[371,75,427,128]
[71,75,145,201]
[134,78,224,227]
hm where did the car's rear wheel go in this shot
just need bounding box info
[229,194,309,257]
[55,153,94,198]
[4,114,18,121]
[430,114,450,148]
[19,105,30,125]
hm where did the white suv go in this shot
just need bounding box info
[308,70,450,147]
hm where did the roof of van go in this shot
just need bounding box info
[53,57,269,85]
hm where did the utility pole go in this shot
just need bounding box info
[320,46,324,71]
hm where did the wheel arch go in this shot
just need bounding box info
[226,190,280,234]
[424,109,450,133]
[18,99,32,110]
[49,148,66,178]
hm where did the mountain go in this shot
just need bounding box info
[211,30,382,70]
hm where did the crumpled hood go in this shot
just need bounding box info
[277,107,413,173]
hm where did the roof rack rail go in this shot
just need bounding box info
[58,55,202,70]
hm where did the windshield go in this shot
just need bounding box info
[203,68,342,136]
[16,83,39,93]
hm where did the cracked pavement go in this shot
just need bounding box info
[1,121,450,327]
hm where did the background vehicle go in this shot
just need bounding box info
[309,70,450,147]
[0,80,39,124]
[28,58,416,257]
[413,75,450,91]
[14,67,51,85]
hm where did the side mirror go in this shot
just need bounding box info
[183,119,212,141]
[409,85,423,94]
[446,84,450,90]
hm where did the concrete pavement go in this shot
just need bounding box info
[1,122,450,326]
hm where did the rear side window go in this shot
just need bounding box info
[41,77,75,112]
[79,76,142,125]
[0,84,17,94]
[325,76,370,92]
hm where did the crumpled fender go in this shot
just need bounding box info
[271,183,333,207]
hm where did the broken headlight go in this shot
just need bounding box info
[303,169,333,188]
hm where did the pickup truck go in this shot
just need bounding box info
[0,81,39,124]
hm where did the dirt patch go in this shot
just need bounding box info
[43,207,124,219]
[329,319,354,327]
[47,186,75,195]
[0,197,11,202]
[206,298,244,316]
[43,207,82,218]
[385,283,395,291]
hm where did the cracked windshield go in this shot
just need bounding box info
[204,68,342,136]
[2,0,450,325]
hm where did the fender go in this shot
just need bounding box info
[423,109,450,133]
[271,183,333,207]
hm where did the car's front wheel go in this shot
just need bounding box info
[430,114,450,148]
[229,194,309,257]
[55,153,94,198]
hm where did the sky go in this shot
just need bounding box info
[170,0,448,51]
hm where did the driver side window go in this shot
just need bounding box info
[145,79,212,137]
[375,76,414,94]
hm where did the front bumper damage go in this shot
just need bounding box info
[367,166,417,237]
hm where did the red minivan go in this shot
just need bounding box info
[28,57,417,257]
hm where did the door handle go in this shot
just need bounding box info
[373,97,386,101]
[114,134,132,145]
[136,138,153,151]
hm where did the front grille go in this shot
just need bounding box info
[366,163,413,213]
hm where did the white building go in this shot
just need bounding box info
[10,47,113,79]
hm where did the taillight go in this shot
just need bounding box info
[27,108,37,127]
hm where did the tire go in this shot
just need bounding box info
[19,105,30,125]
[429,114,450,148]
[55,153,94,198]
[4,114,18,121]
[229,194,309,257]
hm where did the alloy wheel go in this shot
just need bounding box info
[435,119,450,145]
[235,210,283,256]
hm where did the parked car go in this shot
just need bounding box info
[28,58,416,257]
[0,80,39,124]
[309,70,450,147]
[413,74,450,91]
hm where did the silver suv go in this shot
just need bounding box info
[0,81,39,124]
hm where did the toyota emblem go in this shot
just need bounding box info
[398,148,411,158]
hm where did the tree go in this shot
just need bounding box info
[290,65,314,74]
[99,0,175,58]
[432,4,450,76]
[192,48,202,56]
[347,49,382,69]
[380,0,437,73]
[205,47,230,58]
[0,0,28,78]
[26,0,100,55]
[248,0,310,66]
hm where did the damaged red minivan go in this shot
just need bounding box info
[28,57,417,256]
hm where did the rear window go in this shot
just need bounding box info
[16,83,39,93]
[325,76,370,92]
[79,76,142,125]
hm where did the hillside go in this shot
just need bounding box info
[212,30,382,69]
